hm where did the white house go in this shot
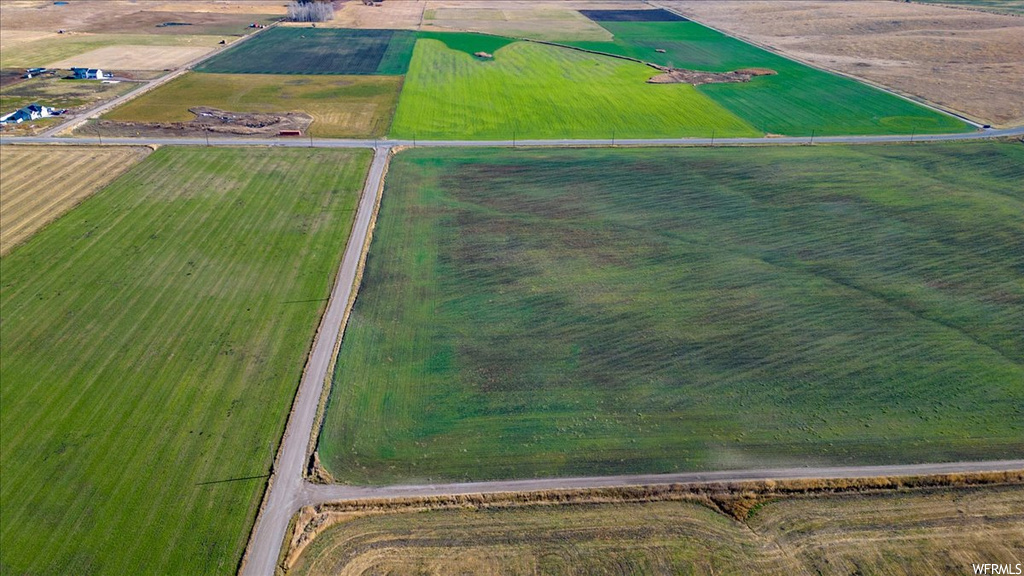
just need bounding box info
[71,67,106,79]
[0,103,60,124]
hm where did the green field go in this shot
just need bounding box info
[102,72,402,138]
[0,34,227,69]
[318,142,1024,484]
[389,38,759,140]
[567,21,972,136]
[196,28,416,75]
[0,147,370,574]
[291,485,1024,575]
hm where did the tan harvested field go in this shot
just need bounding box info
[289,484,1024,576]
[0,30,58,49]
[659,0,1024,127]
[150,1,287,15]
[422,5,613,41]
[326,0,428,29]
[0,0,283,31]
[0,145,151,254]
[327,0,647,31]
[1,33,230,69]
[47,45,215,70]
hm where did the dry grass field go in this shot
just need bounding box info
[0,33,229,69]
[328,0,649,32]
[102,72,402,138]
[327,0,428,30]
[660,0,1024,127]
[422,5,613,41]
[0,0,283,32]
[47,45,215,70]
[0,145,151,254]
[289,484,1024,575]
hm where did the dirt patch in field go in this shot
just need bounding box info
[92,106,313,138]
[48,45,214,70]
[658,0,1024,126]
[0,70,29,89]
[648,66,776,85]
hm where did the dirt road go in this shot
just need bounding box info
[239,145,392,576]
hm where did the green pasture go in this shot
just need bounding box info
[567,21,973,136]
[103,72,402,137]
[389,38,758,140]
[416,31,515,56]
[0,147,370,574]
[318,142,1024,484]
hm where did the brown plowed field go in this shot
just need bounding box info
[659,0,1024,127]
[0,145,151,254]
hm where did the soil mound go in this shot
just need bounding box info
[647,66,776,86]
[94,107,313,138]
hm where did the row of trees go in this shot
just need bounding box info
[288,0,335,22]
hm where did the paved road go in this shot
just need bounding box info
[4,125,1024,149]
[240,146,392,576]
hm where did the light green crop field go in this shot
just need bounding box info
[290,485,1024,575]
[318,142,1023,485]
[103,72,402,138]
[389,38,759,140]
[0,147,370,574]
[0,33,228,69]
[568,21,973,136]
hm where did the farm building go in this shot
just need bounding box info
[71,67,107,79]
[0,103,61,124]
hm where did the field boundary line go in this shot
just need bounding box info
[42,22,280,138]
[650,2,987,129]
[4,124,1023,150]
[239,146,393,576]
[305,146,396,482]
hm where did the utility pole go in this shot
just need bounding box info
[809,129,815,145]
[910,127,915,143]
[309,131,313,148]
[95,122,102,145]
[513,130,516,148]
[205,128,210,147]
[711,129,715,147]
[612,128,615,146]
